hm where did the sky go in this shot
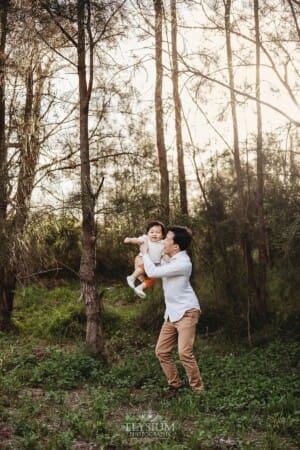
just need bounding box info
[31,0,300,211]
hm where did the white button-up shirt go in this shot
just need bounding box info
[143,250,200,322]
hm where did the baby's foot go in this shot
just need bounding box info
[134,284,146,298]
[126,275,135,289]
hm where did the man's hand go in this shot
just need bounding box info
[124,237,131,243]
[140,242,148,254]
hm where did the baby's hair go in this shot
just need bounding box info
[146,220,166,238]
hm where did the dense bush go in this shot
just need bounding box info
[13,286,86,341]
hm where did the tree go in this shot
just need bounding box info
[153,0,170,222]
[179,0,300,128]
[254,0,268,319]
[286,0,300,40]
[170,0,188,215]
[0,0,10,328]
[0,1,54,329]
[41,0,125,353]
[77,0,104,354]
[224,0,258,339]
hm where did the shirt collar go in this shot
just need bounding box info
[169,250,186,261]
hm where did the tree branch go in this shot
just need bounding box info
[41,2,78,47]
[228,29,300,110]
[180,58,300,126]
[286,0,300,40]
[94,0,128,45]
[34,27,77,68]
[33,151,137,187]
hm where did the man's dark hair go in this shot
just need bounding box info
[168,226,192,250]
[146,220,166,238]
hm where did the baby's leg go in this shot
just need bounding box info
[127,256,145,288]
[133,255,145,281]
[133,265,145,279]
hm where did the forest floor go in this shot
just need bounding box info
[0,283,299,449]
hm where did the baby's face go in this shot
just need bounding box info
[147,225,164,242]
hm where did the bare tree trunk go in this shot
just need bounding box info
[225,0,244,208]
[170,0,187,215]
[0,0,11,329]
[77,0,104,354]
[0,36,48,328]
[0,55,48,329]
[225,0,257,341]
[254,0,268,319]
[186,117,232,275]
[13,63,42,229]
[153,0,169,222]
[0,0,8,223]
[289,130,298,186]
[0,0,8,198]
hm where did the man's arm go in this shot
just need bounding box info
[142,252,190,278]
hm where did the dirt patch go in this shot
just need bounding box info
[18,387,44,400]
[0,422,16,448]
[64,389,90,410]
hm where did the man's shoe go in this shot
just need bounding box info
[167,386,182,399]
[193,385,205,392]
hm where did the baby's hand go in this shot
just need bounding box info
[124,237,130,243]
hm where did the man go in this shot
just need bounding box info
[140,226,204,397]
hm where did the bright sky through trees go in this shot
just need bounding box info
[31,0,299,211]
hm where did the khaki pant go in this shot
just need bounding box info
[155,308,204,391]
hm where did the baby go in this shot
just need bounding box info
[124,221,166,298]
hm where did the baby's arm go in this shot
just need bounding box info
[124,237,143,245]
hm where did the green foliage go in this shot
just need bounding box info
[13,285,85,341]
[16,173,300,341]
[102,285,144,336]
[267,267,300,336]
[43,216,81,270]
[0,283,298,449]
[135,283,165,332]
[25,214,81,278]
[96,231,130,280]
[1,344,104,390]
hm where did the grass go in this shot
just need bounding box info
[0,283,299,449]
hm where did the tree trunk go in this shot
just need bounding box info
[225,0,244,208]
[170,0,188,215]
[77,0,104,354]
[0,0,11,329]
[153,0,169,222]
[0,55,46,330]
[225,0,257,339]
[13,63,42,230]
[0,0,8,224]
[0,272,15,331]
[254,0,268,319]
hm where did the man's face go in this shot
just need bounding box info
[164,231,176,256]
